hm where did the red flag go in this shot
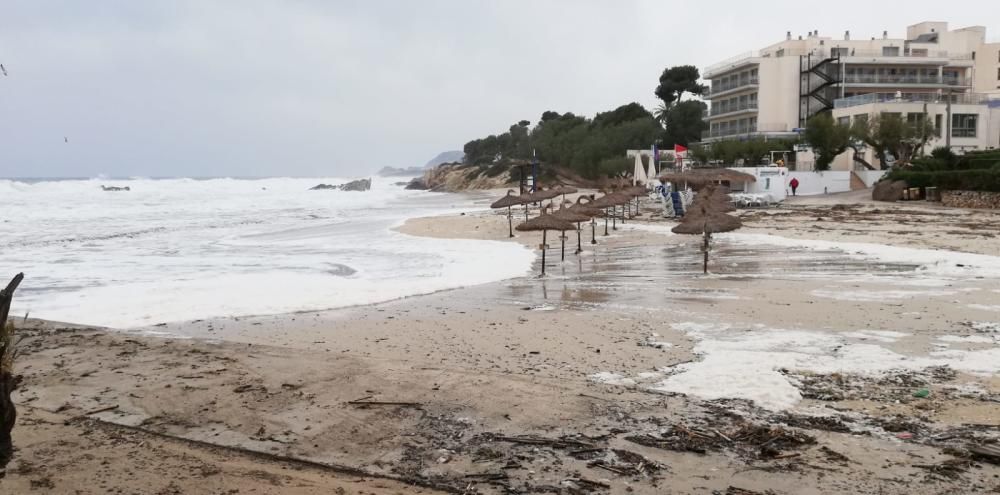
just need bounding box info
[674,144,688,154]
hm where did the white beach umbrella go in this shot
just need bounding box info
[633,153,648,186]
[646,152,657,184]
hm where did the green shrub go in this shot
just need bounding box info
[888,169,1000,192]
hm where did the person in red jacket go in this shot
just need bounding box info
[789,177,800,196]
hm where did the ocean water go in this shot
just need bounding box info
[0,177,535,328]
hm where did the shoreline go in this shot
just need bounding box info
[6,192,1000,493]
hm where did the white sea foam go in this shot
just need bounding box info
[629,225,1000,278]
[1,177,535,328]
[597,321,1000,411]
[811,289,956,301]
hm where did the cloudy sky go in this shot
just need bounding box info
[0,1,994,178]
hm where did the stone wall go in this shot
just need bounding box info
[941,190,1000,209]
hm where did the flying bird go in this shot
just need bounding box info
[0,64,7,76]
[64,137,68,143]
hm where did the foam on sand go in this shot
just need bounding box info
[593,321,1000,411]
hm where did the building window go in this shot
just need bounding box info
[832,47,849,57]
[997,67,1000,81]
[934,114,942,137]
[911,48,928,57]
[837,116,850,126]
[952,114,977,138]
[882,46,900,56]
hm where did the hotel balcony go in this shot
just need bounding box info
[701,123,795,141]
[707,77,759,98]
[842,74,971,87]
[708,101,758,118]
[833,92,992,109]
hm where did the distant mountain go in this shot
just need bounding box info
[377,166,426,177]
[423,150,464,169]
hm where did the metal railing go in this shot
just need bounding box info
[702,123,792,139]
[842,74,968,85]
[704,51,759,76]
[710,101,758,116]
[709,77,759,95]
[833,92,993,109]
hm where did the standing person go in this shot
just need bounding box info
[789,177,800,196]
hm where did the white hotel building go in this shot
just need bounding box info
[702,22,1000,170]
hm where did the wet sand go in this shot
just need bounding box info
[5,192,1000,494]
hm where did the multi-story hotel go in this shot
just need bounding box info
[702,21,1000,169]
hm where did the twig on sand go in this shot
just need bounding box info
[83,404,119,416]
[347,399,421,408]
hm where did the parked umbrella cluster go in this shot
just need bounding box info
[491,184,649,276]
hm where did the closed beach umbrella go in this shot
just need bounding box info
[516,207,576,276]
[491,189,526,238]
[633,153,648,186]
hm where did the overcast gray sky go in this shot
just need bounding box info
[0,1,994,178]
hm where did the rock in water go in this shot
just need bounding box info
[404,177,429,190]
[338,178,371,192]
[101,185,131,191]
[309,179,371,192]
[872,180,906,202]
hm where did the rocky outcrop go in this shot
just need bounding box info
[310,178,372,192]
[338,178,371,192]
[941,190,1000,209]
[404,177,429,190]
[872,180,906,202]
[415,163,515,192]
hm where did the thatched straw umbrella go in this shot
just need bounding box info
[516,207,576,276]
[491,189,527,238]
[588,193,624,235]
[671,185,742,274]
[569,196,602,245]
[623,186,647,218]
[552,185,578,203]
[551,202,593,256]
[521,187,561,221]
[658,168,757,191]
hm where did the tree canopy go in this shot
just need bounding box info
[654,65,706,105]
[803,113,850,171]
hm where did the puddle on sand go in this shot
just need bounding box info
[502,241,924,312]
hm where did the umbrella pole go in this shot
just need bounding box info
[507,206,513,238]
[604,209,609,235]
[703,231,710,274]
[541,230,547,276]
[576,223,582,254]
[613,206,618,230]
[560,231,566,261]
[591,219,597,244]
[524,204,529,222]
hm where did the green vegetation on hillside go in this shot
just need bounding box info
[460,66,709,179]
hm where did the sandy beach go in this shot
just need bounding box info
[5,191,1000,494]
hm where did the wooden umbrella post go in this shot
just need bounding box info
[540,230,547,276]
[591,218,597,244]
[507,207,513,238]
[560,231,566,261]
[604,209,609,236]
[575,223,582,254]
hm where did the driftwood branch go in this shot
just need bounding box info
[1,273,26,470]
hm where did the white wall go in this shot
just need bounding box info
[857,170,889,187]
[728,167,789,202]
[787,171,852,195]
